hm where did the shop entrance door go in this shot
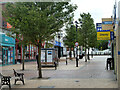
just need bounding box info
[2,48,8,65]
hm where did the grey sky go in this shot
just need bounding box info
[70,0,116,24]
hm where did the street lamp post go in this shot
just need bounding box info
[58,33,61,59]
[71,21,82,67]
[75,21,79,67]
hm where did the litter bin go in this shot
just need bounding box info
[79,54,83,59]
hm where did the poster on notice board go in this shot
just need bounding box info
[47,50,52,62]
[41,50,45,62]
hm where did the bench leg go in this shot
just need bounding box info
[109,63,111,70]
[14,79,17,85]
[106,63,108,70]
[9,83,11,89]
[54,62,57,70]
[55,66,57,70]
[22,80,25,85]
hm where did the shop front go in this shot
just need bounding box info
[54,41,63,58]
[0,33,15,66]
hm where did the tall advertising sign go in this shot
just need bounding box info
[97,18,113,40]
[96,23,110,40]
[102,18,113,40]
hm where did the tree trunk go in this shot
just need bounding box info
[91,48,93,58]
[88,48,90,60]
[85,47,87,62]
[73,47,75,58]
[22,45,25,70]
[69,48,72,60]
[38,42,42,78]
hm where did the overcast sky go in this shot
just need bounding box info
[70,0,119,24]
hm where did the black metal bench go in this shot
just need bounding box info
[79,54,83,59]
[0,73,11,88]
[13,69,25,85]
[41,62,57,70]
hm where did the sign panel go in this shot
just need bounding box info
[96,23,102,31]
[97,32,110,40]
[96,23,109,32]
[97,27,102,32]
[75,42,79,46]
[102,24,113,30]
[102,21,112,24]
[41,50,45,62]
[96,23,102,27]
[102,18,113,30]
[110,32,114,40]
[102,18,112,22]
[54,41,61,47]
[47,50,53,62]
[96,23,111,32]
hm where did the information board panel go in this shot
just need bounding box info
[97,32,110,40]
[41,50,45,62]
[102,24,113,30]
[47,50,52,62]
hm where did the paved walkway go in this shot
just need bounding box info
[1,55,118,88]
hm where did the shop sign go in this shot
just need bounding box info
[97,32,110,40]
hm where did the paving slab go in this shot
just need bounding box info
[1,55,118,88]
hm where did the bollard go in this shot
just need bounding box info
[54,62,57,70]
[57,58,59,66]
[76,57,78,67]
[66,56,68,65]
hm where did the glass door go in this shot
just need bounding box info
[2,47,8,65]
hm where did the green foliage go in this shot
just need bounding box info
[78,13,97,48]
[96,40,108,50]
[64,23,76,48]
[3,2,77,45]
[3,2,77,77]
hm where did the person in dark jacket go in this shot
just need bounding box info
[36,54,39,69]
[106,58,112,70]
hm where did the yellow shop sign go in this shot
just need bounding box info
[97,32,110,40]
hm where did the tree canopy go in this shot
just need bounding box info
[3,2,77,78]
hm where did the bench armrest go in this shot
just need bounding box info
[17,73,24,75]
[3,76,11,78]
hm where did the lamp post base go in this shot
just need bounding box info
[76,57,78,67]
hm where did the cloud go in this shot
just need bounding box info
[70,0,115,24]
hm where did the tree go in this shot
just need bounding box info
[3,3,34,70]
[64,22,76,59]
[88,27,97,58]
[78,13,96,62]
[3,2,77,78]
